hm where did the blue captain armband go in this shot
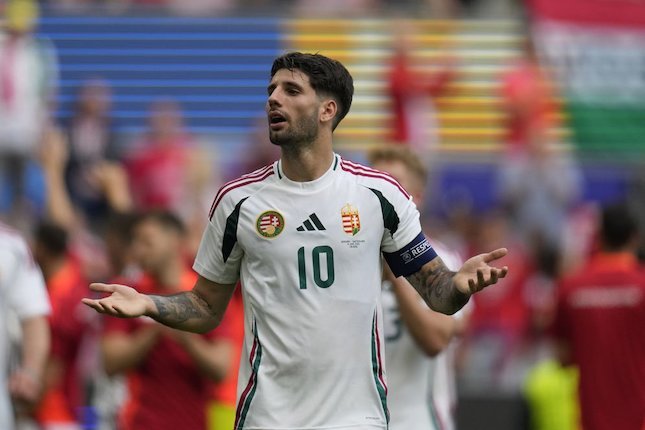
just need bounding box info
[383,232,438,277]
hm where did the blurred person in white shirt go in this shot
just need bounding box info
[370,147,471,430]
[0,222,51,429]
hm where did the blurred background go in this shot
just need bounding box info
[1,0,643,428]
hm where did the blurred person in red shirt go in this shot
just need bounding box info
[125,99,213,213]
[387,23,456,153]
[500,35,558,155]
[125,99,218,257]
[207,285,244,430]
[458,210,537,390]
[101,211,232,430]
[32,222,91,429]
[553,203,645,430]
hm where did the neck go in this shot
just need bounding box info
[279,134,334,182]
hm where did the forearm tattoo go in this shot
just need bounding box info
[150,291,214,327]
[405,257,470,315]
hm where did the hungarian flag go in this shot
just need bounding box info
[529,0,645,155]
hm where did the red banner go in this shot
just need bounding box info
[528,0,645,28]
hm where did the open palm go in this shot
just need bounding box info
[82,283,153,318]
[453,248,509,295]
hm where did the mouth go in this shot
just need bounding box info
[268,111,287,129]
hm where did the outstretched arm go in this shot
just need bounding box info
[82,275,236,334]
[406,248,508,315]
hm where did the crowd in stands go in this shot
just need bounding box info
[37,0,520,18]
[1,0,643,429]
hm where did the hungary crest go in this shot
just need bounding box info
[256,210,285,238]
[341,203,361,236]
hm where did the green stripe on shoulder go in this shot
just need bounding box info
[368,188,400,236]
[222,197,248,263]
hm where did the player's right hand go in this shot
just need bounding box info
[82,283,155,318]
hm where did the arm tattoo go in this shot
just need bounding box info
[405,257,470,315]
[150,291,215,328]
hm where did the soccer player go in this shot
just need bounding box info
[0,222,51,429]
[370,147,469,430]
[82,52,508,430]
[553,203,645,430]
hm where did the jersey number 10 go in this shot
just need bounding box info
[297,246,335,289]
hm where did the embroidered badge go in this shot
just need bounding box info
[341,203,361,236]
[256,210,285,238]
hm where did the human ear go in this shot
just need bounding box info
[319,99,337,125]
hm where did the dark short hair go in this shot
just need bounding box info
[271,52,354,130]
[34,222,68,257]
[601,203,638,250]
[105,211,140,245]
[136,210,186,236]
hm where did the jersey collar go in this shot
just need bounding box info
[274,153,341,191]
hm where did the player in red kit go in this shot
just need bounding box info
[553,203,645,430]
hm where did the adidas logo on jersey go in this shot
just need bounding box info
[296,213,326,232]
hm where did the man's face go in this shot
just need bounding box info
[265,68,321,147]
[132,220,180,276]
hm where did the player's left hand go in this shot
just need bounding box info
[453,248,509,295]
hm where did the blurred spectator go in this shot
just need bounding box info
[0,222,51,429]
[498,34,581,258]
[458,211,535,391]
[207,286,244,430]
[64,78,118,227]
[234,115,281,180]
[40,126,132,282]
[32,222,91,429]
[91,211,141,430]
[553,203,645,430]
[500,35,558,155]
[497,139,581,259]
[101,211,232,430]
[126,100,197,212]
[102,211,141,282]
[0,0,58,220]
[125,99,218,255]
[34,128,132,426]
[386,23,456,154]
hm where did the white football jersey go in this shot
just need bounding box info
[0,223,50,429]
[382,242,463,430]
[194,154,438,430]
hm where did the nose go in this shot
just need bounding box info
[267,88,282,110]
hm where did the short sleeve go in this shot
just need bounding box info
[374,185,437,277]
[6,239,50,319]
[193,192,245,285]
[377,186,423,254]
